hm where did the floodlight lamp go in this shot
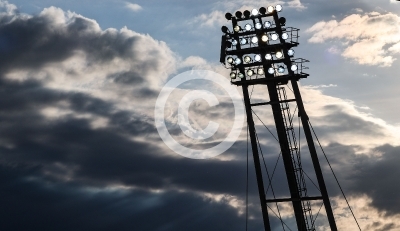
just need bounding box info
[275,51,283,58]
[227,56,234,64]
[232,39,238,46]
[268,67,275,74]
[288,49,295,56]
[247,69,254,76]
[234,25,241,32]
[251,36,258,44]
[267,6,274,13]
[230,72,236,78]
[291,64,298,71]
[282,32,288,40]
[234,58,241,65]
[240,38,247,45]
[221,26,229,33]
[254,54,261,62]
[261,34,268,42]
[271,33,278,40]
[226,41,232,48]
[264,21,271,28]
[235,11,242,18]
[265,53,272,60]
[225,12,232,20]
[238,72,245,78]
[275,4,282,12]
[257,68,264,75]
[279,17,286,26]
[278,66,285,73]
[244,56,251,63]
[251,9,258,16]
[259,7,266,15]
[245,24,252,31]
[255,22,262,29]
[243,10,251,18]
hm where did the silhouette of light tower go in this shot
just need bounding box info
[220,6,338,231]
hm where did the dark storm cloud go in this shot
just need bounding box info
[312,104,387,137]
[0,164,258,231]
[350,144,400,216]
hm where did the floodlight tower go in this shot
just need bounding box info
[220,6,338,231]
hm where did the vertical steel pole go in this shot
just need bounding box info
[291,80,338,231]
[242,84,272,231]
[264,80,308,231]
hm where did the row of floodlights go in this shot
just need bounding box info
[222,17,286,34]
[225,5,283,20]
[228,32,289,46]
[226,49,295,65]
[230,64,298,79]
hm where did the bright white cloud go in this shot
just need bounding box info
[125,2,142,12]
[307,12,400,67]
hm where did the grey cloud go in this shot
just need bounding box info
[0,6,174,86]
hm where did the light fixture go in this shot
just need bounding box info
[230,72,236,78]
[221,26,228,33]
[276,51,283,58]
[255,22,262,29]
[291,64,298,71]
[276,4,282,12]
[227,57,234,64]
[245,24,252,31]
[267,6,274,13]
[235,11,242,18]
[259,7,266,15]
[232,39,238,46]
[265,53,272,60]
[238,72,245,78]
[251,9,258,16]
[261,34,268,42]
[234,25,240,32]
[243,10,251,18]
[257,68,264,75]
[271,33,278,40]
[288,49,295,56]
[225,13,232,20]
[247,69,254,76]
[240,38,247,45]
[279,17,286,26]
[251,36,258,44]
[278,66,285,73]
[268,67,275,74]
[234,58,241,65]
[264,21,271,28]
[282,32,288,40]
[254,54,261,62]
[244,56,251,63]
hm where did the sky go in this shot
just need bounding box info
[1,0,400,230]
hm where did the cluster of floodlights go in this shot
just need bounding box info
[221,4,303,79]
[230,64,298,79]
[226,31,290,47]
[225,5,283,20]
[226,49,295,65]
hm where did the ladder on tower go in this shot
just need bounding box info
[277,86,316,231]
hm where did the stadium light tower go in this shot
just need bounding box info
[220,5,338,231]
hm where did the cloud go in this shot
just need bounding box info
[307,12,400,66]
[125,2,142,12]
[1,1,400,230]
